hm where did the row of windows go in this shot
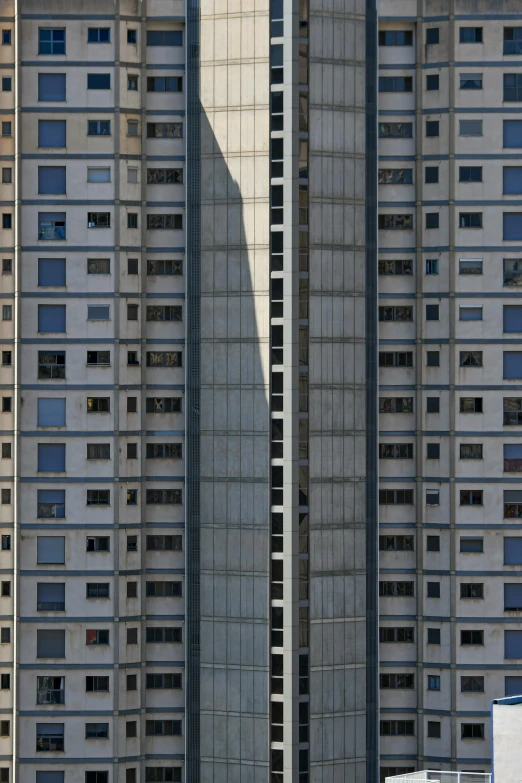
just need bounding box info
[380,350,522,377]
[0,772,181,783]
[31,720,183,750]
[0,488,182,508]
[380,672,485,692]
[30,303,183,327]
[380,441,522,468]
[380,720,484,739]
[0,258,183,278]
[379,257,522,282]
[15,166,184,192]
[25,581,183,609]
[36,119,183,145]
[36,627,181,657]
[379,72,522,99]
[0,26,183,51]
[380,25,522,47]
[379,488,522,512]
[25,73,183,101]
[34,350,182,373]
[380,212,522,235]
[380,303,522,324]
[0,534,181,558]
[379,165,522,190]
[379,119,522,144]
[381,395,522,421]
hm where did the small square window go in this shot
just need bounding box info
[127,121,139,138]
[426,304,439,321]
[426,120,439,137]
[428,675,440,691]
[427,582,440,598]
[426,74,439,91]
[126,722,137,738]
[127,443,137,459]
[1,169,11,184]
[127,351,139,366]
[2,215,11,230]
[427,351,440,367]
[2,306,11,321]
[427,628,440,644]
[425,167,439,184]
[426,397,440,413]
[426,490,440,506]
[127,166,138,182]
[1,398,11,413]
[127,627,138,644]
[127,304,139,321]
[2,31,10,45]
[426,213,439,229]
[128,75,138,91]
[427,721,441,738]
[127,582,138,598]
[127,397,137,413]
[425,258,439,275]
[127,258,138,274]
[127,213,138,229]
[426,28,439,44]
[427,535,440,552]
[1,352,11,366]
[127,30,137,44]
[1,445,10,460]
[1,78,11,93]
[1,123,11,137]
[427,443,440,459]
[2,260,11,274]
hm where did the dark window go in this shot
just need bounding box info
[2,215,11,230]
[459,258,482,275]
[378,215,413,230]
[426,351,439,367]
[380,673,414,689]
[378,397,413,413]
[379,444,413,459]
[426,490,439,506]
[460,490,483,506]
[461,583,484,598]
[379,535,414,551]
[428,676,440,691]
[460,351,482,367]
[505,74,522,102]
[460,443,483,459]
[426,304,439,321]
[146,397,182,413]
[461,676,484,692]
[426,397,440,413]
[460,73,482,89]
[85,723,109,739]
[146,122,183,138]
[38,73,66,102]
[379,77,413,92]
[426,28,439,44]
[459,212,482,228]
[459,27,482,42]
[146,720,182,736]
[39,29,65,55]
[127,30,137,44]
[426,74,439,91]
[378,259,412,275]
[460,166,482,183]
[146,535,182,551]
[146,489,182,505]
[87,74,110,90]
[378,306,413,321]
[86,490,110,506]
[504,583,522,610]
[2,31,10,45]
[86,629,109,645]
[127,213,138,229]
[87,28,110,43]
[145,627,182,643]
[147,214,183,230]
[460,119,483,136]
[461,723,484,739]
[379,31,413,46]
[147,259,182,276]
[379,581,414,597]
[461,630,483,645]
[88,120,110,136]
[505,537,522,564]
[147,30,183,45]
[427,721,441,738]
[36,723,63,751]
[426,120,439,137]
[425,167,438,183]
[380,721,414,736]
[378,489,414,505]
[146,351,182,367]
[427,582,440,598]
[147,76,183,92]
[426,535,440,552]
[426,443,440,459]
[0,78,10,93]
[379,352,413,367]
[379,627,414,643]
[127,443,137,459]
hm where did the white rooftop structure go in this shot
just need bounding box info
[385,772,492,783]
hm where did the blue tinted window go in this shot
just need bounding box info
[38,73,66,101]
[38,443,65,472]
[504,213,522,240]
[38,167,66,195]
[38,259,66,287]
[37,398,66,427]
[38,120,66,148]
[87,28,110,43]
[147,30,182,45]
[87,121,110,136]
[39,29,65,55]
[38,305,66,333]
[87,74,111,89]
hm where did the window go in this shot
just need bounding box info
[147,168,184,184]
[459,212,482,228]
[87,490,110,506]
[379,352,413,367]
[87,444,110,460]
[37,583,64,611]
[128,75,138,91]
[505,212,522,240]
[0,675,9,691]
[126,213,137,229]
[426,443,440,459]
[504,258,522,287]
[504,352,522,378]
[378,77,413,92]
[127,351,139,366]
[127,397,137,413]
[379,581,414,597]
[146,627,182,643]
[459,166,482,183]
[127,583,138,599]
[38,120,66,148]
[146,673,182,690]
[146,443,182,459]
[425,258,439,275]
[87,27,110,42]
[427,722,440,738]
[505,675,522,695]
[426,120,439,137]
[127,628,138,644]
[146,489,182,505]
[146,535,182,551]
[461,583,484,598]
[380,674,414,689]
[426,490,439,506]
[146,306,182,322]
[147,76,183,92]
[126,722,137,738]
[0,490,9,505]
[461,630,483,645]
[86,629,109,645]
[86,537,110,552]
[37,629,65,658]
[1,536,9,550]
[1,446,9,460]
[86,723,109,739]
[38,305,66,334]
[425,166,438,183]
[504,27,522,54]
[379,535,414,551]
[127,674,137,690]
[146,581,182,597]
[1,123,10,137]
[1,168,11,184]
[505,537,522,564]
[379,397,413,413]
[147,30,183,46]
[87,74,110,90]
[460,72,482,89]
[127,29,137,44]
[38,398,65,427]
[460,489,483,506]
[505,307,522,337]
[505,583,522,611]
[39,28,65,54]
[426,74,439,91]
[126,304,138,321]
[460,119,482,136]
[461,676,484,693]
[87,305,110,321]
[146,771,182,783]
[427,582,440,598]
[426,535,440,552]
[1,215,10,230]
[37,443,65,473]
[378,259,412,275]
[88,213,110,229]
[460,351,482,367]
[126,259,138,275]
[38,212,65,240]
[147,214,183,230]
[146,351,182,367]
[428,675,440,691]
[85,775,108,783]
[379,489,413,505]
[380,721,414,736]
[1,398,10,413]
[378,214,413,230]
[37,258,66,288]
[37,489,65,519]
[505,120,522,148]
[2,31,10,45]
[127,443,137,459]
[146,397,182,413]
[127,121,139,138]
[87,397,110,413]
[88,120,110,136]
[426,27,439,44]
[505,490,522,518]
[146,721,182,736]
[426,304,439,321]
[38,73,66,101]
[506,629,522,657]
[87,258,110,275]
[1,352,10,367]
[147,122,183,138]
[86,583,110,599]
[459,27,482,42]
[459,258,482,275]
[86,676,109,692]
[379,627,414,643]
[505,73,522,101]
[87,168,110,184]
[2,259,10,274]
[460,443,483,460]
[36,724,63,751]
[378,306,413,322]
[459,306,482,321]
[461,724,484,740]
[0,629,9,644]
[426,351,439,367]
[378,444,413,459]
[127,489,138,505]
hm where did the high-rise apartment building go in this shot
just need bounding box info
[378,0,522,778]
[0,1,378,783]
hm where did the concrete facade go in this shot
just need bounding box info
[378,0,522,778]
